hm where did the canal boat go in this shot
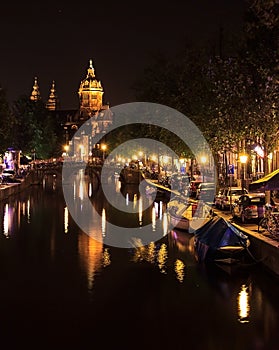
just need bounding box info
[167,196,214,232]
[144,179,180,203]
[193,216,250,264]
[119,166,144,185]
[167,197,191,231]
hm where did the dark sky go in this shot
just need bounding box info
[0,1,247,110]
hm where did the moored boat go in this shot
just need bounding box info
[144,179,179,203]
[193,216,250,264]
[167,196,214,232]
[119,164,144,185]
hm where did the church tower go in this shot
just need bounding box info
[78,59,104,119]
[30,77,41,102]
[46,80,59,111]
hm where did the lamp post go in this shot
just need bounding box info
[64,145,69,156]
[239,153,248,194]
[200,156,207,182]
[79,144,84,162]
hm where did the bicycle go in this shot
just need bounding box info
[258,204,279,239]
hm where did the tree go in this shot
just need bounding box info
[241,0,279,174]
[11,95,59,159]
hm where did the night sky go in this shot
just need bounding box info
[1,1,246,110]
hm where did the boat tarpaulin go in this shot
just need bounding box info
[193,216,249,262]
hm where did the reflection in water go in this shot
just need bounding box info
[102,247,111,267]
[79,180,84,201]
[1,174,279,350]
[162,212,168,236]
[131,240,156,264]
[53,175,56,191]
[174,259,185,283]
[157,243,168,274]
[146,242,156,263]
[78,233,104,291]
[131,238,146,262]
[3,203,9,238]
[89,182,92,197]
[101,208,106,237]
[27,199,31,223]
[138,197,142,226]
[152,206,156,231]
[64,206,69,233]
[238,284,250,323]
[133,193,137,209]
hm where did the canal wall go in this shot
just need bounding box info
[0,171,37,200]
[215,206,279,278]
[232,221,279,278]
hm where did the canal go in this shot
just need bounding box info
[0,171,279,350]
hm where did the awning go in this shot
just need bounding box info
[249,169,279,192]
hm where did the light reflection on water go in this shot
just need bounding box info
[0,175,278,349]
[238,283,250,323]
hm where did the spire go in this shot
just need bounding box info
[46,80,59,111]
[30,77,41,102]
[87,59,95,78]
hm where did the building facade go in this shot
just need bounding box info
[30,59,113,162]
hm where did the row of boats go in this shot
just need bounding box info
[167,195,251,265]
[119,164,251,267]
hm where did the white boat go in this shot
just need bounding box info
[168,197,214,232]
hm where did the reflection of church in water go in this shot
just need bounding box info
[30,59,113,161]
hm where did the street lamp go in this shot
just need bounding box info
[239,153,248,194]
[64,145,69,156]
[101,144,107,161]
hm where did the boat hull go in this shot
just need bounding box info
[193,216,250,264]
[169,213,189,231]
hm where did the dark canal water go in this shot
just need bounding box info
[1,172,279,350]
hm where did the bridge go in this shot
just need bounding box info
[29,162,117,188]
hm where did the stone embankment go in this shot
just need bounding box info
[0,171,38,200]
[215,208,279,278]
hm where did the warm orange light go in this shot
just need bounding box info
[239,154,248,164]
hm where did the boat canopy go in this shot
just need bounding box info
[194,216,248,248]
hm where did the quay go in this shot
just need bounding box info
[0,170,36,200]
[215,208,279,278]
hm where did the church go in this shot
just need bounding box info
[29,59,113,161]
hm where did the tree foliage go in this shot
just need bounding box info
[11,95,58,159]
[132,0,279,176]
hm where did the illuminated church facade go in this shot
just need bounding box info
[29,59,113,161]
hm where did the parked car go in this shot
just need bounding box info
[215,187,248,210]
[232,193,276,223]
[196,182,216,202]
